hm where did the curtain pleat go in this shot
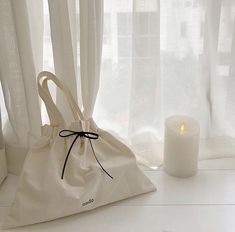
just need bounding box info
[0,107,7,183]
[0,0,43,174]
[48,0,81,122]
[80,0,104,119]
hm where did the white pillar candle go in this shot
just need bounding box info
[164,115,200,177]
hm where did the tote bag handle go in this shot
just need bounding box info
[37,71,84,126]
[41,72,84,121]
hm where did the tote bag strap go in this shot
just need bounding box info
[38,72,64,126]
[37,71,84,126]
[41,71,84,121]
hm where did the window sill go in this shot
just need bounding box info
[0,158,235,232]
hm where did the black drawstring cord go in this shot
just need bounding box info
[59,130,113,180]
[88,138,113,179]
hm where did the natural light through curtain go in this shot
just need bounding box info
[1,0,235,172]
[94,0,235,166]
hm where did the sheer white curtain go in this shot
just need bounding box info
[45,0,103,120]
[0,0,104,175]
[94,0,161,166]
[1,0,235,174]
[0,0,43,174]
[47,0,80,123]
[94,0,235,166]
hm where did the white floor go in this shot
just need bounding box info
[0,158,235,232]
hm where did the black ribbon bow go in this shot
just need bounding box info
[59,130,113,180]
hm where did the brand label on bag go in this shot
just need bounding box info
[82,198,94,207]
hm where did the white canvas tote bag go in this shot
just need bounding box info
[3,71,156,228]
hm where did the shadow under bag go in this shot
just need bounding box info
[3,71,156,228]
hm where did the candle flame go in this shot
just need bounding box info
[180,123,185,134]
